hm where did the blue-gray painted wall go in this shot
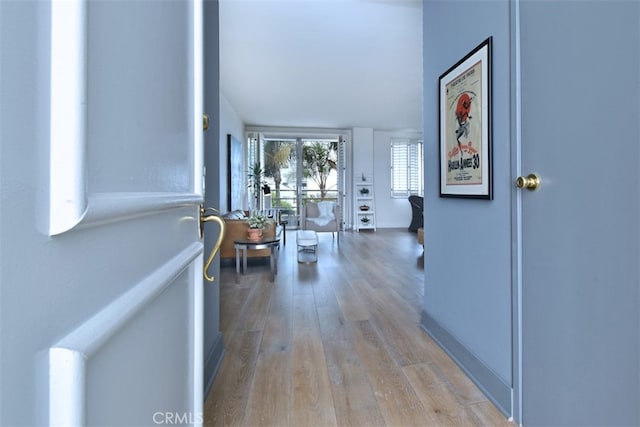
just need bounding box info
[203,0,225,397]
[423,1,640,423]
[421,0,513,410]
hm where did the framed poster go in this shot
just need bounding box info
[439,37,492,199]
[227,134,243,211]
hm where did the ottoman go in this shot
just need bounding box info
[296,230,318,263]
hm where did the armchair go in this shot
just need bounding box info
[301,200,340,243]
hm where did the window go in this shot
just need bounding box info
[390,138,423,198]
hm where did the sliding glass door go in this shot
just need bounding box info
[249,134,343,229]
[264,137,298,224]
[300,138,339,204]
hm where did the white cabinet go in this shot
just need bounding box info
[355,180,376,231]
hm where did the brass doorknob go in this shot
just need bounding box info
[200,206,226,282]
[515,173,540,191]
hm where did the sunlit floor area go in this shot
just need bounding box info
[204,228,513,426]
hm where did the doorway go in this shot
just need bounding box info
[248,132,345,229]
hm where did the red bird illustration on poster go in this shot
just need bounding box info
[455,92,474,169]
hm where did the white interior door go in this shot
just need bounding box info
[0,1,211,425]
[516,1,640,425]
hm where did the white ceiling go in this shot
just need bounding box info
[219,0,423,132]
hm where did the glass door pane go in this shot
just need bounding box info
[300,138,339,204]
[254,135,341,229]
[262,138,298,226]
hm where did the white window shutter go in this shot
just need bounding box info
[390,138,423,198]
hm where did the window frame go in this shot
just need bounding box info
[390,138,423,198]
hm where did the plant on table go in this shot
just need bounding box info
[248,213,268,229]
[247,213,268,241]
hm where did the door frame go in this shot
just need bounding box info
[509,0,523,422]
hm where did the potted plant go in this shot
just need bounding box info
[247,213,267,241]
[248,162,264,209]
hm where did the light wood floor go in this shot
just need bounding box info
[204,228,514,427]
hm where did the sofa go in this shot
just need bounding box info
[219,210,280,260]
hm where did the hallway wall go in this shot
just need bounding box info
[352,127,424,229]
[421,0,513,416]
[203,0,224,398]
[373,130,423,229]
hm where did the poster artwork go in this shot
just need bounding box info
[445,60,483,185]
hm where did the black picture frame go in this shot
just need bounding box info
[439,37,493,199]
[227,134,243,211]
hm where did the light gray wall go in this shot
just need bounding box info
[351,127,424,229]
[219,94,246,212]
[421,0,513,415]
[352,127,375,180]
[373,130,423,229]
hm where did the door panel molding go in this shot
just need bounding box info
[48,0,203,237]
[80,192,202,230]
[50,191,203,236]
[49,0,88,236]
[48,242,203,425]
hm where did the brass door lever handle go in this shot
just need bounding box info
[200,206,225,282]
